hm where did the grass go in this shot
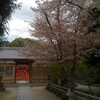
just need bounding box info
[75,84,100,97]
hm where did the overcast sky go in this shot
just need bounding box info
[6,0,37,42]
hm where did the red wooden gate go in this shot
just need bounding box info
[16,65,29,81]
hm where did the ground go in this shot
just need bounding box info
[32,86,60,100]
[0,86,60,100]
[0,87,17,100]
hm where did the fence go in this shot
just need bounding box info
[74,90,100,100]
[46,83,100,100]
[46,83,69,100]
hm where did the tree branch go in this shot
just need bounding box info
[65,0,83,10]
[44,11,58,41]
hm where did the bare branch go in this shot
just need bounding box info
[64,0,83,10]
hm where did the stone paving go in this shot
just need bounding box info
[17,86,60,100]
[17,86,39,100]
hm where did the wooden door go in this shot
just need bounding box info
[16,65,29,81]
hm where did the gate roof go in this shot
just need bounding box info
[0,47,34,60]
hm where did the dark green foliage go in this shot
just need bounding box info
[83,44,100,67]
[0,36,5,47]
[2,40,10,47]
[88,7,100,33]
[76,60,99,84]
[84,52,100,67]
[0,0,21,47]
[91,7,100,18]
[0,0,21,34]
[49,62,72,85]
[0,67,5,91]
[9,38,35,47]
[75,58,100,85]
[24,38,35,43]
[9,38,24,47]
[0,39,10,47]
[80,3,100,83]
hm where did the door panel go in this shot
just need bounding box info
[16,65,29,81]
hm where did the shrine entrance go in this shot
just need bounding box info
[16,65,29,83]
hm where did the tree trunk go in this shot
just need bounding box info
[86,80,94,95]
[70,37,77,92]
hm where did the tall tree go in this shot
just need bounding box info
[30,0,81,61]
[30,0,100,90]
[0,0,20,90]
[0,0,21,45]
